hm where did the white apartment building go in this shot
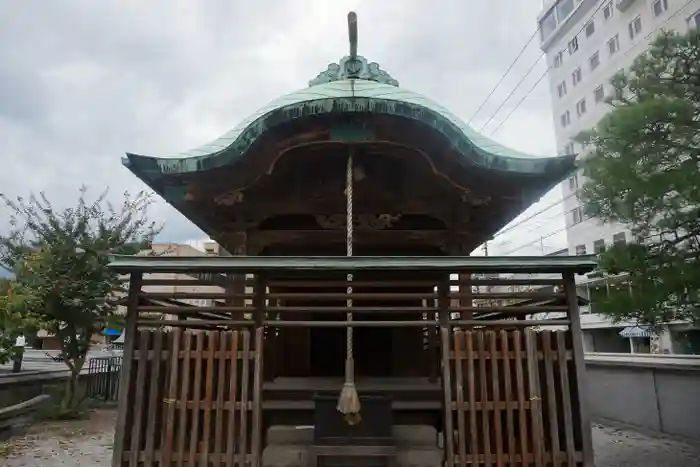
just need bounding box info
[539,0,700,256]
[538,0,700,354]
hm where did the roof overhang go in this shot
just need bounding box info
[123,79,576,188]
[109,254,598,275]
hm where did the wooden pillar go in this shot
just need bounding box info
[111,272,142,467]
[224,232,247,321]
[448,233,473,326]
[438,272,454,466]
[564,272,594,466]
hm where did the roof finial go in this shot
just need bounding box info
[348,12,358,59]
[308,12,399,87]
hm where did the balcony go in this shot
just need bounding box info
[616,0,636,12]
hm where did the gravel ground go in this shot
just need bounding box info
[1,410,699,466]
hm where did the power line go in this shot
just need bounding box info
[468,28,541,124]
[490,0,696,135]
[477,1,607,133]
[489,0,700,249]
[478,54,544,132]
[500,225,569,256]
[480,0,608,134]
[493,190,580,238]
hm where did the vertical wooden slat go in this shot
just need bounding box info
[112,272,142,467]
[251,327,265,467]
[525,331,544,467]
[226,331,240,467]
[201,331,218,466]
[500,331,517,467]
[439,274,455,467]
[489,331,504,467]
[239,330,251,467]
[251,274,267,467]
[176,331,193,467]
[478,331,492,467]
[213,332,228,464]
[513,331,529,467]
[542,332,560,467]
[144,330,164,466]
[189,331,205,465]
[556,332,577,467]
[129,331,150,466]
[563,272,594,466]
[453,331,467,467]
[162,329,181,467]
[465,331,479,465]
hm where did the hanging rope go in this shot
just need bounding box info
[337,148,361,425]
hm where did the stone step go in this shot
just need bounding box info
[263,445,442,467]
[267,425,438,447]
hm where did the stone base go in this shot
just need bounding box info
[267,425,438,446]
[263,425,442,467]
[263,445,442,467]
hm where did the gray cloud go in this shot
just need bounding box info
[0,0,565,252]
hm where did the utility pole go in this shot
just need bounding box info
[483,241,489,256]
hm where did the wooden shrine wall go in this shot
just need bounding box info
[444,329,585,467]
[112,328,264,467]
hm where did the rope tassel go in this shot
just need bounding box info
[337,149,361,425]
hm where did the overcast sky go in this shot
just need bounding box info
[0,0,567,257]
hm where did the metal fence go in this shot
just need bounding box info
[86,355,122,401]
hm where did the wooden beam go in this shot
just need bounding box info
[246,229,453,250]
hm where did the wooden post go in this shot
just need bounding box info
[111,272,142,467]
[438,273,454,466]
[563,272,594,466]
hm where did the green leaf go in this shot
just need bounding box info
[577,29,700,327]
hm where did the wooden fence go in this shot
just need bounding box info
[112,328,264,467]
[444,329,584,467]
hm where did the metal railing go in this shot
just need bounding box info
[86,355,123,401]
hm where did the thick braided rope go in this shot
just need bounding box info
[346,151,353,361]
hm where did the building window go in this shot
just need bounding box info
[557,81,567,98]
[540,7,558,40]
[613,232,626,244]
[554,51,564,68]
[603,1,613,20]
[568,173,579,190]
[589,51,600,71]
[653,0,668,17]
[572,67,582,86]
[576,98,587,116]
[568,36,579,55]
[628,16,643,39]
[556,0,575,20]
[572,206,583,225]
[594,85,605,103]
[564,142,575,155]
[688,9,700,29]
[561,110,571,128]
[608,34,620,56]
[585,20,595,38]
[593,239,606,254]
[575,244,587,256]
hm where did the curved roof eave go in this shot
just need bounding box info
[123,79,574,179]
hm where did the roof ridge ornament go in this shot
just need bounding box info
[308,12,399,88]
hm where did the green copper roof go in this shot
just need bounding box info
[123,78,573,177]
[109,254,597,274]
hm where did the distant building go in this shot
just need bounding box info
[538,0,700,255]
[35,242,227,350]
[538,0,700,354]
